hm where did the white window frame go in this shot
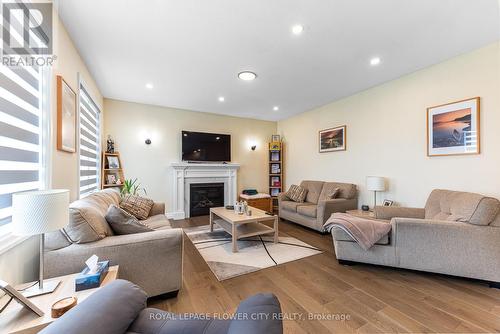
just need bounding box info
[77,74,102,199]
[0,67,51,253]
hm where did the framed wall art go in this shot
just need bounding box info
[57,76,77,153]
[319,125,346,153]
[427,97,480,157]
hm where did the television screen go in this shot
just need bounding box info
[182,131,231,162]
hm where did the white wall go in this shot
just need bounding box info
[104,99,277,213]
[278,42,500,208]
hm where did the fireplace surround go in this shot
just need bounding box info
[169,162,240,219]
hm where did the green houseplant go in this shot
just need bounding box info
[120,178,147,197]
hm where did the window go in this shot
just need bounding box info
[0,65,47,228]
[78,82,101,197]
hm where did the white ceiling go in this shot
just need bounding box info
[57,0,499,121]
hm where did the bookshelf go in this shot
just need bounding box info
[269,141,284,214]
[101,152,125,189]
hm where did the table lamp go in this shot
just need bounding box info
[12,190,69,298]
[366,176,386,209]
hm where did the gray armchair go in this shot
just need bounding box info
[279,180,358,232]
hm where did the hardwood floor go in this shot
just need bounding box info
[149,216,500,333]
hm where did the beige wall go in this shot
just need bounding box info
[278,42,500,208]
[0,14,103,284]
[50,15,103,202]
[104,99,277,213]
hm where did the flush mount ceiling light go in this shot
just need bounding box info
[370,57,381,66]
[291,24,304,35]
[238,71,257,81]
[145,83,154,89]
[273,106,279,111]
[218,96,225,102]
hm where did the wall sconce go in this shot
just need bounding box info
[251,145,256,151]
[145,139,152,145]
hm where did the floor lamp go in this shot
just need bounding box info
[12,190,69,298]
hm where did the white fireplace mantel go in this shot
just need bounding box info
[167,162,240,220]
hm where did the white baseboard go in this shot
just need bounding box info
[166,211,186,220]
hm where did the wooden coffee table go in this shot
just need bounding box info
[209,206,278,252]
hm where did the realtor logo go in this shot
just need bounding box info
[2,1,53,55]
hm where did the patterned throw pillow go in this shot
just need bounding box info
[286,185,308,203]
[120,195,154,220]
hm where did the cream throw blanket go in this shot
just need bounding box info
[324,213,391,250]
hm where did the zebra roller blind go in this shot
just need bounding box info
[0,65,43,226]
[78,84,101,197]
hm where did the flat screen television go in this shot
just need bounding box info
[182,131,231,162]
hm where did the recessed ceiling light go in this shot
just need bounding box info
[218,96,225,102]
[370,57,381,66]
[145,83,154,89]
[238,71,257,81]
[292,25,304,35]
[216,137,220,140]
[273,106,279,111]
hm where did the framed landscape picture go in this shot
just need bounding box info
[57,76,77,153]
[319,125,346,153]
[427,97,480,157]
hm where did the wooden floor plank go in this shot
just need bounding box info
[146,216,500,333]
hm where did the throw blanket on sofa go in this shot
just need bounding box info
[324,213,391,250]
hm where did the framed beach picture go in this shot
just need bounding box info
[319,125,346,153]
[427,97,480,157]
[57,76,77,153]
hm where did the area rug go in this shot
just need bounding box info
[184,226,322,281]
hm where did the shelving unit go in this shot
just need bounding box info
[269,141,284,214]
[101,152,125,189]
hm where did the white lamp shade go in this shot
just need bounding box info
[12,190,69,236]
[366,176,386,192]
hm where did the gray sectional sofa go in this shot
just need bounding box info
[44,189,183,297]
[40,279,283,334]
[278,180,358,232]
[332,189,500,286]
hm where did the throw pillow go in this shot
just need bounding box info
[328,187,340,199]
[120,195,154,220]
[286,184,308,203]
[105,205,153,235]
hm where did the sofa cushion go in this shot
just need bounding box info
[141,215,172,230]
[44,230,72,251]
[280,200,302,212]
[320,182,357,200]
[297,204,317,218]
[425,189,500,225]
[105,205,154,235]
[120,195,155,220]
[62,189,122,244]
[286,185,308,203]
[332,228,389,245]
[300,180,324,204]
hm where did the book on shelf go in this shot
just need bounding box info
[271,176,281,187]
[270,188,280,197]
[270,152,280,161]
[270,164,281,173]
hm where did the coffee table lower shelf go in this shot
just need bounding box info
[209,207,279,253]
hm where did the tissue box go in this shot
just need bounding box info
[75,260,110,291]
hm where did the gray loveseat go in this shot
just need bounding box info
[44,189,183,297]
[40,279,283,334]
[279,180,358,232]
[332,189,500,286]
